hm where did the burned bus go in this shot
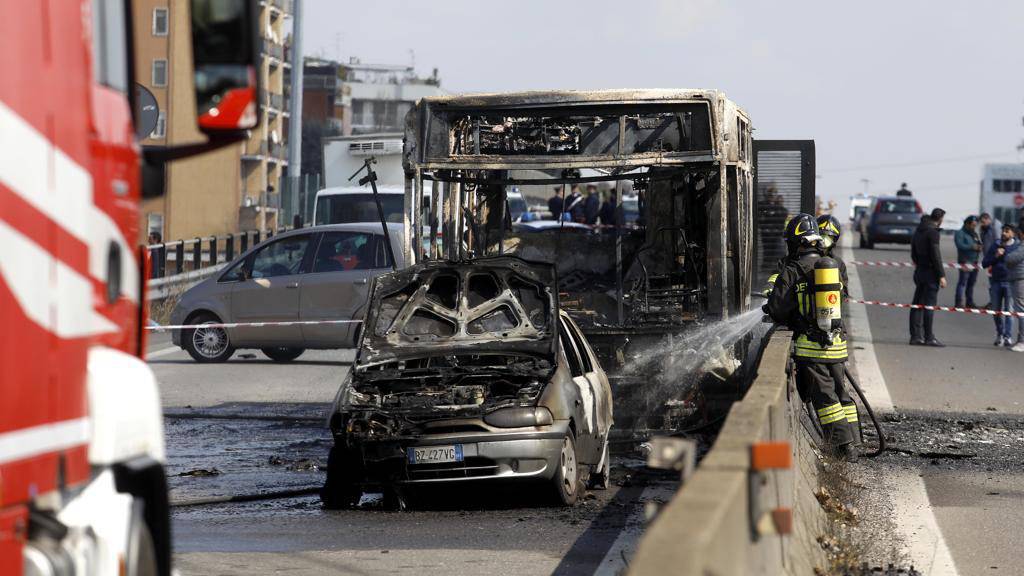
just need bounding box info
[398,90,812,432]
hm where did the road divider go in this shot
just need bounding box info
[851,298,1024,318]
[146,319,363,331]
[851,260,979,271]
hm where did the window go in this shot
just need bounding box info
[311,231,388,272]
[91,0,128,92]
[150,111,166,138]
[152,59,168,87]
[314,193,404,225]
[564,318,593,373]
[998,179,1024,193]
[152,8,168,36]
[559,327,584,377]
[878,199,920,214]
[249,235,310,278]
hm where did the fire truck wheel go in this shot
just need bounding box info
[183,313,235,363]
[127,513,158,576]
[261,347,305,362]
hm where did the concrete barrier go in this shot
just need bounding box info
[629,330,827,575]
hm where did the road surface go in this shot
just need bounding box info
[843,230,1024,575]
[146,334,674,576]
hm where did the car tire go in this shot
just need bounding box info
[552,431,582,506]
[588,439,611,490]
[261,347,305,362]
[182,313,235,363]
[321,445,363,510]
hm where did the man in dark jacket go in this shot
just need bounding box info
[547,187,564,219]
[953,215,982,308]
[981,225,1018,347]
[583,185,601,225]
[910,208,947,346]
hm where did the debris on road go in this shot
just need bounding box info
[177,468,222,477]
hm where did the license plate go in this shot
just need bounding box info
[407,444,463,464]
[890,228,910,235]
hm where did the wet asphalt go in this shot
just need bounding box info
[847,232,1024,575]
[147,340,677,575]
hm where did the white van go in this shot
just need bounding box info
[313,186,407,226]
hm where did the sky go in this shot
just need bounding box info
[302,0,1024,223]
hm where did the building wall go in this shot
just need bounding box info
[133,0,289,245]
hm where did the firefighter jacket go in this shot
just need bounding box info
[765,248,849,363]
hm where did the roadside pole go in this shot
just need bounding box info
[287,0,304,225]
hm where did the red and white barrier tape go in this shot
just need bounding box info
[147,319,363,331]
[851,299,1024,318]
[850,260,980,271]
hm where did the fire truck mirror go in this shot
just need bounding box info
[190,0,259,133]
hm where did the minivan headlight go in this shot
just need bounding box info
[484,407,554,428]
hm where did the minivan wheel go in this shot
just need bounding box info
[183,313,235,363]
[261,347,305,362]
[552,431,582,506]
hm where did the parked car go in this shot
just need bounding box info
[858,195,923,249]
[322,256,613,508]
[171,223,405,362]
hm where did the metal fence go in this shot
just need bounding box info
[146,227,293,283]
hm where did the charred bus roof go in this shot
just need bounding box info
[404,89,746,172]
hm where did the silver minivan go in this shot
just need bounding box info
[170,223,404,362]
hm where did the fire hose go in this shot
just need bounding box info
[844,366,886,458]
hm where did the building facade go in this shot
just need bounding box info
[133,0,291,245]
[980,163,1024,227]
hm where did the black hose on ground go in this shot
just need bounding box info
[844,367,886,458]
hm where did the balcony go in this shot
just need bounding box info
[263,42,284,62]
[242,141,267,161]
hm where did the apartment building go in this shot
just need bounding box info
[133,0,291,245]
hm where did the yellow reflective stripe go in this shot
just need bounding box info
[820,411,848,425]
[767,274,778,284]
[814,267,840,285]
[844,405,859,422]
[817,403,843,417]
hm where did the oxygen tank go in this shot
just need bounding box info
[813,257,843,333]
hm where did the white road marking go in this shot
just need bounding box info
[840,234,895,413]
[592,486,657,576]
[146,346,183,360]
[840,230,959,575]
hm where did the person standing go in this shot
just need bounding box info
[766,214,857,461]
[1002,224,1024,351]
[565,185,585,222]
[953,215,982,308]
[547,187,564,219]
[979,213,1002,255]
[583,185,601,225]
[981,225,1018,347]
[896,182,913,197]
[910,208,947,347]
[599,190,618,226]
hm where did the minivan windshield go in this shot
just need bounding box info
[878,199,919,214]
[315,193,404,225]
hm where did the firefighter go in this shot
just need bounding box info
[817,213,859,437]
[765,213,857,461]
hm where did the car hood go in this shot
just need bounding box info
[356,256,558,367]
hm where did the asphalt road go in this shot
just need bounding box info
[845,230,1024,575]
[146,335,672,576]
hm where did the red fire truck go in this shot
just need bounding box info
[0,2,259,574]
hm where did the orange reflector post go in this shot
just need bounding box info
[750,441,792,471]
[771,508,794,535]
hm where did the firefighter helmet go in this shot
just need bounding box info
[817,214,842,250]
[784,213,822,248]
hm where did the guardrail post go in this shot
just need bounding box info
[240,232,249,253]
[192,238,201,271]
[175,242,184,275]
[210,236,218,266]
[157,245,166,278]
[226,234,234,261]
[254,230,261,244]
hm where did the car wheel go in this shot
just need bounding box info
[321,445,362,510]
[183,313,235,363]
[261,347,305,362]
[552,431,582,506]
[588,439,611,490]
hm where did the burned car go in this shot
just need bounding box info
[322,256,612,507]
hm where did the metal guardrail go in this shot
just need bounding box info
[146,227,292,284]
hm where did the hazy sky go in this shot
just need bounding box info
[303,0,1024,222]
